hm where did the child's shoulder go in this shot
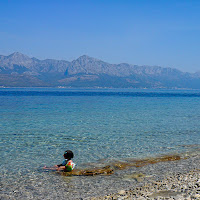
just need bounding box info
[62,159,68,165]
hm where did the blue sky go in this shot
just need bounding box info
[0,0,200,72]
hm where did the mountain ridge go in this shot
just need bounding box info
[0,52,199,88]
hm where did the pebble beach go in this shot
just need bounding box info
[89,153,200,200]
[1,153,200,200]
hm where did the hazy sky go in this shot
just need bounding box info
[0,0,200,72]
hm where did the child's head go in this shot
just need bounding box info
[63,150,74,160]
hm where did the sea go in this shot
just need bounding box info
[0,88,200,199]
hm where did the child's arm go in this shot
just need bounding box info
[43,165,57,170]
[43,164,66,171]
[43,165,65,170]
[57,166,65,170]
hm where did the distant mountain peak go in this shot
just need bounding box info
[78,55,92,59]
[10,52,23,55]
[8,52,31,61]
[76,55,101,62]
[3,52,33,68]
[9,52,27,57]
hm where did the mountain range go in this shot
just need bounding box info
[0,52,200,88]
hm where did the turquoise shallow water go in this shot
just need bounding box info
[0,88,200,199]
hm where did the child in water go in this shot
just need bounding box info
[44,150,75,172]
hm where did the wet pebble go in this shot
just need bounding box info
[91,169,200,200]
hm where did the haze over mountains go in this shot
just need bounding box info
[0,52,200,88]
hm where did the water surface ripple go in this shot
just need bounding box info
[0,88,200,199]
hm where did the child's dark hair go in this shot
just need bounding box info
[64,150,74,160]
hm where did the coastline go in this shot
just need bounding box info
[88,153,200,200]
[1,152,199,200]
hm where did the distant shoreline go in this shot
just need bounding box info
[0,86,198,90]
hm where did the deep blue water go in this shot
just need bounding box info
[0,88,200,198]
